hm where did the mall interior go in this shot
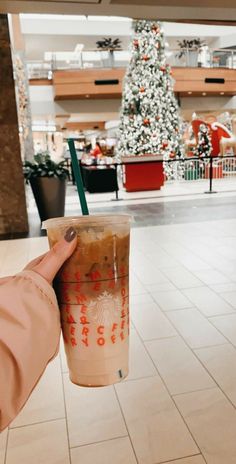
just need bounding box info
[1,0,236,463]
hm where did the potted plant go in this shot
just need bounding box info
[23,152,69,222]
[176,38,206,67]
[96,37,122,66]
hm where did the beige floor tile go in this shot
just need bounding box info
[115,376,198,464]
[193,269,230,285]
[161,266,203,289]
[183,287,235,317]
[163,456,205,464]
[177,255,212,272]
[10,357,65,427]
[28,237,49,261]
[6,419,70,464]
[175,388,236,464]
[195,344,236,406]
[131,293,154,306]
[133,257,168,285]
[130,273,147,296]
[210,313,236,346]
[63,376,127,447]
[209,283,236,293]
[166,309,226,348]
[71,437,137,464]
[151,290,192,311]
[219,291,236,309]
[145,249,179,269]
[127,329,156,380]
[131,295,177,341]
[60,337,68,373]
[145,337,215,395]
[2,239,30,273]
[0,429,8,464]
[145,281,177,292]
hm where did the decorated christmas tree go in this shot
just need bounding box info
[195,124,212,158]
[116,20,184,180]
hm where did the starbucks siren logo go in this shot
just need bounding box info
[87,291,121,326]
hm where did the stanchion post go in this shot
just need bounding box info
[205,155,217,194]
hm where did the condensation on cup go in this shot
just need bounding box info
[42,215,131,387]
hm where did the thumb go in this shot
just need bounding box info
[32,227,77,283]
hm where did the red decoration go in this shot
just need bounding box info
[133,39,139,47]
[169,152,175,159]
[143,118,150,125]
[151,24,160,33]
[139,86,145,93]
[162,140,168,148]
[160,66,166,72]
[142,55,150,61]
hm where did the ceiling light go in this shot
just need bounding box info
[188,91,192,95]
[220,92,224,95]
[202,92,206,96]
[85,95,90,98]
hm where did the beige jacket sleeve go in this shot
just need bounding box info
[0,270,61,432]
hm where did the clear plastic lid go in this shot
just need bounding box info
[42,214,132,230]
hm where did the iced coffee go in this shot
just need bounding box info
[43,215,131,387]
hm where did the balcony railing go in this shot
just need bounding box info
[26,48,236,80]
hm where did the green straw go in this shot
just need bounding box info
[68,139,89,215]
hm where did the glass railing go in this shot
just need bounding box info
[26,48,236,79]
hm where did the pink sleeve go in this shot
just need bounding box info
[0,270,61,432]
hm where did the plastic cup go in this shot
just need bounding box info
[42,215,131,387]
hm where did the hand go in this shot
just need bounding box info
[24,227,77,283]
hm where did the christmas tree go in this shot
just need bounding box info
[116,20,184,180]
[195,124,212,158]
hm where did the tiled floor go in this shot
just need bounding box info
[3,218,236,462]
[24,180,236,238]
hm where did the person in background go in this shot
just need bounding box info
[90,141,103,164]
[0,227,77,432]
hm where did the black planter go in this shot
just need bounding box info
[30,177,66,222]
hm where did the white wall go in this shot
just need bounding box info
[29,85,121,120]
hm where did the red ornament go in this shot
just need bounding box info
[139,86,145,93]
[160,66,166,72]
[162,140,168,148]
[169,152,175,159]
[142,55,150,61]
[143,118,150,125]
[133,39,139,47]
[151,24,160,33]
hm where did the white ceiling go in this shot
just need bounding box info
[2,0,236,24]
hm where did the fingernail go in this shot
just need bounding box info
[64,227,76,242]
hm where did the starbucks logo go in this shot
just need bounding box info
[87,291,121,326]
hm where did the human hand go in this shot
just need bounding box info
[24,227,77,283]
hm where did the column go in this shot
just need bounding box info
[11,14,34,162]
[0,14,28,236]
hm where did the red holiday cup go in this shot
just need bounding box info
[42,215,131,387]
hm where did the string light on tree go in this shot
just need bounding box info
[116,19,185,180]
[195,124,212,158]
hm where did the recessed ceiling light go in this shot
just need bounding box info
[202,92,206,96]
[220,92,224,95]
[188,91,192,95]
[85,95,90,98]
